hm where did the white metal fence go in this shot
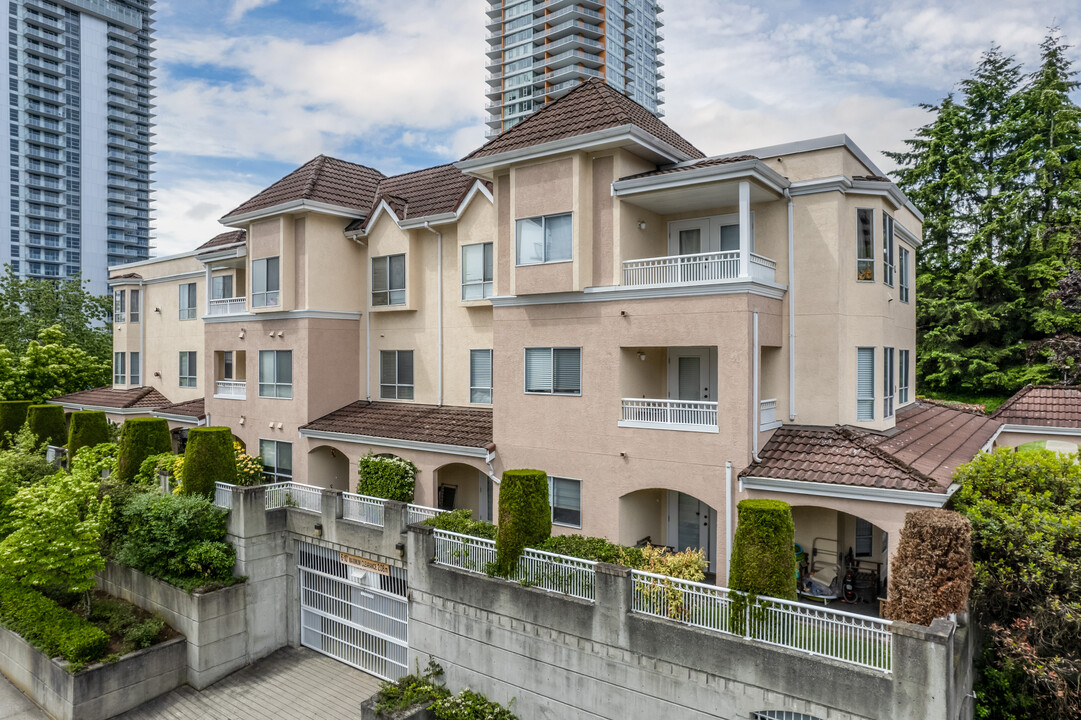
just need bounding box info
[343,492,386,527]
[622,250,740,287]
[214,482,232,510]
[621,398,719,428]
[265,481,323,512]
[407,503,446,525]
[760,398,778,426]
[630,570,893,672]
[433,530,597,602]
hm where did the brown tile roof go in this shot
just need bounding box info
[110,272,142,280]
[992,385,1081,428]
[853,175,892,182]
[223,155,386,220]
[302,402,493,449]
[196,229,246,252]
[462,78,704,162]
[154,397,206,419]
[742,401,1000,493]
[618,154,758,181]
[52,386,172,409]
[345,165,488,232]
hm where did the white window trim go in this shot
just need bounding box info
[461,242,494,301]
[882,213,895,288]
[523,346,582,396]
[515,212,573,266]
[113,351,125,385]
[258,349,293,400]
[372,253,407,307]
[129,289,140,323]
[259,439,292,483]
[898,349,911,405]
[129,351,140,386]
[898,245,910,303]
[856,346,874,421]
[548,475,582,529]
[883,346,895,419]
[113,289,125,323]
[179,351,197,388]
[252,257,281,309]
[856,208,875,282]
[470,348,493,405]
[179,282,197,320]
[380,350,415,400]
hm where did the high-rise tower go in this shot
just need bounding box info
[1,0,154,296]
[485,0,663,137]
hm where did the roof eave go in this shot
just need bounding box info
[612,159,790,197]
[221,199,366,227]
[298,428,490,458]
[740,475,951,507]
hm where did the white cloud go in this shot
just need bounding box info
[227,0,278,23]
[151,177,268,257]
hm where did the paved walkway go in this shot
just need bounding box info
[117,646,382,720]
[0,672,48,720]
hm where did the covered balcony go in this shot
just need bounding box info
[618,346,719,433]
[208,296,247,316]
[213,350,246,400]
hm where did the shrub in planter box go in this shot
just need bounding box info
[0,575,108,663]
[67,411,110,458]
[116,418,172,485]
[494,469,551,577]
[26,404,66,448]
[729,499,797,601]
[180,427,235,498]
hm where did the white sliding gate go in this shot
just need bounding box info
[298,542,408,680]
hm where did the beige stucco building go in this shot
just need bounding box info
[63,79,1000,598]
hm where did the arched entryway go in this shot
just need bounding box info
[308,445,350,490]
[791,506,888,612]
[434,462,493,522]
[618,488,718,573]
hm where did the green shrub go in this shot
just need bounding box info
[26,404,66,448]
[423,509,497,539]
[122,617,164,650]
[67,411,110,458]
[729,499,796,601]
[0,575,109,664]
[537,534,644,566]
[180,427,235,498]
[116,418,171,485]
[70,442,117,479]
[233,442,263,486]
[494,469,551,577]
[0,425,56,538]
[358,452,417,501]
[431,689,518,720]
[115,492,234,589]
[375,658,450,714]
[884,509,973,626]
[0,400,31,448]
[133,452,179,489]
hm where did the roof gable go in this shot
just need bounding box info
[993,385,1081,428]
[197,229,246,252]
[345,165,492,234]
[223,155,386,220]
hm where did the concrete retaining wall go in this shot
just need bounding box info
[0,625,185,720]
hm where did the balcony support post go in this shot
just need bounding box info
[738,181,751,279]
[204,263,212,317]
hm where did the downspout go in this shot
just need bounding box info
[365,309,371,402]
[137,278,144,388]
[785,188,796,421]
[725,460,733,581]
[752,312,762,462]
[423,222,444,406]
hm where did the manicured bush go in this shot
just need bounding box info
[884,509,973,626]
[0,400,31,448]
[358,452,417,501]
[180,427,235,498]
[494,469,551,576]
[0,575,109,664]
[729,499,797,601]
[26,404,66,448]
[116,418,172,485]
[537,534,644,566]
[67,410,110,458]
[423,509,498,540]
[133,452,179,489]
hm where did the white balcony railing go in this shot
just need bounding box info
[214,482,233,510]
[619,398,718,432]
[407,503,447,526]
[265,481,322,512]
[760,398,778,428]
[750,253,777,283]
[214,381,246,400]
[208,297,247,316]
[622,251,778,288]
[343,492,386,527]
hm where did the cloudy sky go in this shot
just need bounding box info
[150,0,1081,256]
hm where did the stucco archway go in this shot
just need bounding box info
[308,445,350,490]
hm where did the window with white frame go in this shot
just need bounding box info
[179,351,197,388]
[252,257,280,308]
[129,352,140,385]
[882,213,895,287]
[549,476,581,528]
[222,351,234,381]
[129,289,140,322]
[260,439,292,483]
[258,350,292,399]
[113,289,125,323]
[179,282,197,320]
[898,245,910,303]
[516,212,572,266]
[113,351,125,385]
[470,349,493,404]
[883,346,895,419]
[380,350,414,400]
[462,242,494,300]
[898,349,910,405]
[212,275,233,300]
[372,254,406,307]
[525,347,580,394]
[856,209,874,281]
[856,347,874,421]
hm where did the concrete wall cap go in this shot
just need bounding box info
[595,562,632,577]
[890,617,954,643]
[385,500,407,510]
[408,524,435,536]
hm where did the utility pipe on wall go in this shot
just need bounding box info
[365,308,371,402]
[752,312,761,463]
[423,222,444,406]
[725,460,733,582]
[784,188,796,421]
[137,278,144,389]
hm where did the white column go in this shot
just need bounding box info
[205,264,212,315]
[739,181,751,279]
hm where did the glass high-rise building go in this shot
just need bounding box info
[1,0,154,296]
[485,0,663,137]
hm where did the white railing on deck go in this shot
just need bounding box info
[214,380,246,399]
[407,503,447,525]
[265,481,322,512]
[760,398,778,426]
[620,398,718,429]
[208,297,247,316]
[630,570,893,672]
[750,253,777,283]
[622,250,739,287]
[343,492,386,527]
[433,530,598,602]
[214,482,232,510]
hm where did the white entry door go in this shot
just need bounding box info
[668,348,711,402]
[666,491,717,573]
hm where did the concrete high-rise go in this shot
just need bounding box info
[484,0,663,137]
[1,0,154,296]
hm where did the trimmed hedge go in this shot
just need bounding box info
[884,509,973,626]
[0,401,31,448]
[116,418,172,485]
[0,575,109,664]
[494,469,551,576]
[537,534,645,566]
[26,404,66,448]
[180,427,235,497]
[423,509,497,540]
[67,411,110,458]
[729,499,797,601]
[358,453,417,501]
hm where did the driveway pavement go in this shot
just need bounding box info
[0,672,47,720]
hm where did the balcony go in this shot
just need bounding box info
[214,381,246,400]
[619,399,718,432]
[621,251,776,288]
[208,297,247,316]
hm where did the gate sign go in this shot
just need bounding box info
[340,551,391,576]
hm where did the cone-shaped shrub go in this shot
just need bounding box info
[730,499,797,601]
[0,400,31,448]
[494,469,551,576]
[884,509,972,626]
[181,427,236,498]
[116,418,172,484]
[67,410,110,458]
[26,404,67,448]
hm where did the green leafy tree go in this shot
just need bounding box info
[0,266,111,361]
[0,424,55,538]
[493,469,551,576]
[115,418,171,485]
[10,325,110,402]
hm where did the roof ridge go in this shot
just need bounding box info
[301,155,328,199]
[383,163,457,181]
[989,385,1033,419]
[835,425,938,491]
